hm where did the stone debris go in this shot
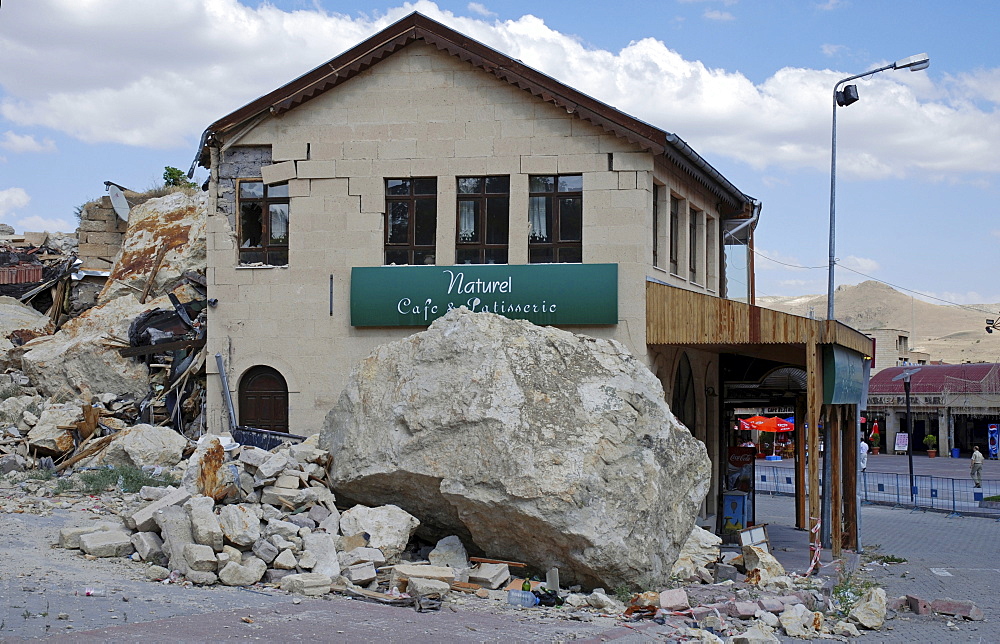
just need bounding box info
[848,586,887,629]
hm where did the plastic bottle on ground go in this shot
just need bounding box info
[77,587,106,597]
[507,589,539,607]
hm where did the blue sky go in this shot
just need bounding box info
[1,0,998,307]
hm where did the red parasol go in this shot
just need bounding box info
[756,417,795,433]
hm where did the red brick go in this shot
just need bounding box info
[931,598,985,621]
[905,594,931,615]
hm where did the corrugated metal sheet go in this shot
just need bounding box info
[645,281,873,356]
[869,363,1000,395]
[0,264,43,285]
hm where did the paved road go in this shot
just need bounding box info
[757,493,1000,643]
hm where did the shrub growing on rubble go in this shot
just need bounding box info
[80,466,176,494]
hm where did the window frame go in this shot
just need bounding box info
[689,206,701,282]
[455,176,510,265]
[669,195,680,274]
[237,180,289,266]
[384,177,438,265]
[528,174,583,264]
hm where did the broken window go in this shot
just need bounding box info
[385,178,437,265]
[238,181,289,266]
[528,174,582,264]
[456,176,509,264]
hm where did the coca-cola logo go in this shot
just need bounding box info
[730,454,754,464]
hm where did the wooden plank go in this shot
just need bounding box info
[806,336,821,540]
[842,404,859,551]
[140,245,169,304]
[794,394,807,530]
[830,405,843,557]
[118,337,206,357]
[469,556,526,568]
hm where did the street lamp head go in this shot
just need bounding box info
[894,53,930,71]
[836,84,860,107]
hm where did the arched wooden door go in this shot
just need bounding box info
[238,366,288,433]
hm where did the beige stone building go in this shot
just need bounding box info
[195,13,872,550]
[863,328,929,375]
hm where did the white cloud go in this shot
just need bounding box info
[815,0,845,10]
[821,44,845,57]
[0,188,30,218]
[0,131,56,153]
[838,255,880,273]
[0,0,996,182]
[12,214,75,233]
[703,10,735,21]
[466,2,495,17]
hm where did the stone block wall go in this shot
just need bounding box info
[77,196,128,270]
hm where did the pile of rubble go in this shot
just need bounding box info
[36,432,897,642]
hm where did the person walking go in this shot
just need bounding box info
[971,445,984,488]
[859,438,869,473]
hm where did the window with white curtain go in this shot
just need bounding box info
[528,174,582,263]
[456,176,509,264]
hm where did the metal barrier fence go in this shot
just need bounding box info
[754,464,1000,518]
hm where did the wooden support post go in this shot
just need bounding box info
[140,245,169,304]
[830,405,843,557]
[843,404,859,551]
[806,337,821,538]
[794,394,807,530]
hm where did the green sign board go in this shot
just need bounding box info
[350,263,618,327]
[823,344,866,405]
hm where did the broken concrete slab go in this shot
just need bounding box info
[408,577,451,598]
[468,562,510,590]
[127,487,191,532]
[183,543,218,572]
[321,308,711,589]
[338,546,386,568]
[130,531,166,565]
[302,532,341,578]
[659,588,690,611]
[59,522,118,549]
[346,561,377,584]
[184,495,224,551]
[218,557,267,586]
[155,505,196,574]
[218,504,261,546]
[337,504,418,563]
[79,531,135,558]
[280,572,332,596]
[779,603,825,639]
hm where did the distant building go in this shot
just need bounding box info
[867,363,1000,457]
[863,328,929,375]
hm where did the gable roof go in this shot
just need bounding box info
[194,12,756,216]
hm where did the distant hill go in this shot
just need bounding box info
[755,281,1000,365]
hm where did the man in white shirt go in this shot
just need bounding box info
[971,445,984,488]
[859,439,869,473]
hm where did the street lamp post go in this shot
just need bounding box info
[827,53,929,321]
[892,367,922,505]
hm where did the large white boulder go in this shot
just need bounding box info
[320,308,711,589]
[93,423,188,468]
